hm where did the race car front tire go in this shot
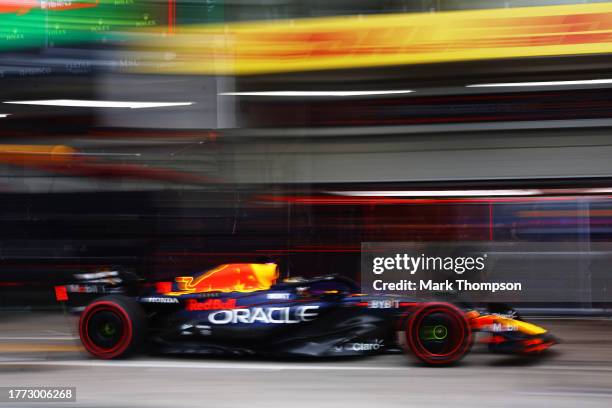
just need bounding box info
[401,303,473,366]
[79,295,146,359]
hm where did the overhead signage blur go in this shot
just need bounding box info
[136,2,612,75]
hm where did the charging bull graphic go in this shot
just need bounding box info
[173,263,279,294]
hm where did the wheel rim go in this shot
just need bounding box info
[420,324,448,341]
[407,305,471,364]
[87,310,124,350]
[80,302,132,359]
[416,311,462,355]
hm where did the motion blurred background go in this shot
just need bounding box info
[2,0,612,314]
[3,3,612,408]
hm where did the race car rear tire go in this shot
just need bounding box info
[79,295,146,359]
[402,303,473,366]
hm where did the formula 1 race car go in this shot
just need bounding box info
[55,263,557,365]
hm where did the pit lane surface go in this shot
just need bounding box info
[1,312,612,408]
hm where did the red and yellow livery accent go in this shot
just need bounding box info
[469,311,556,354]
[0,0,99,15]
[167,263,279,295]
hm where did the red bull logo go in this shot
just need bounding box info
[185,298,237,311]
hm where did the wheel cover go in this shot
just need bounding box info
[417,311,461,355]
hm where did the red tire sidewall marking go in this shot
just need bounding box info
[79,301,133,359]
[406,303,471,365]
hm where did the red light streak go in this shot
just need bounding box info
[489,202,494,241]
[257,195,612,205]
[168,0,176,34]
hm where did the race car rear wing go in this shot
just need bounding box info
[54,268,142,309]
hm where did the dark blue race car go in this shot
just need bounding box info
[55,263,556,366]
